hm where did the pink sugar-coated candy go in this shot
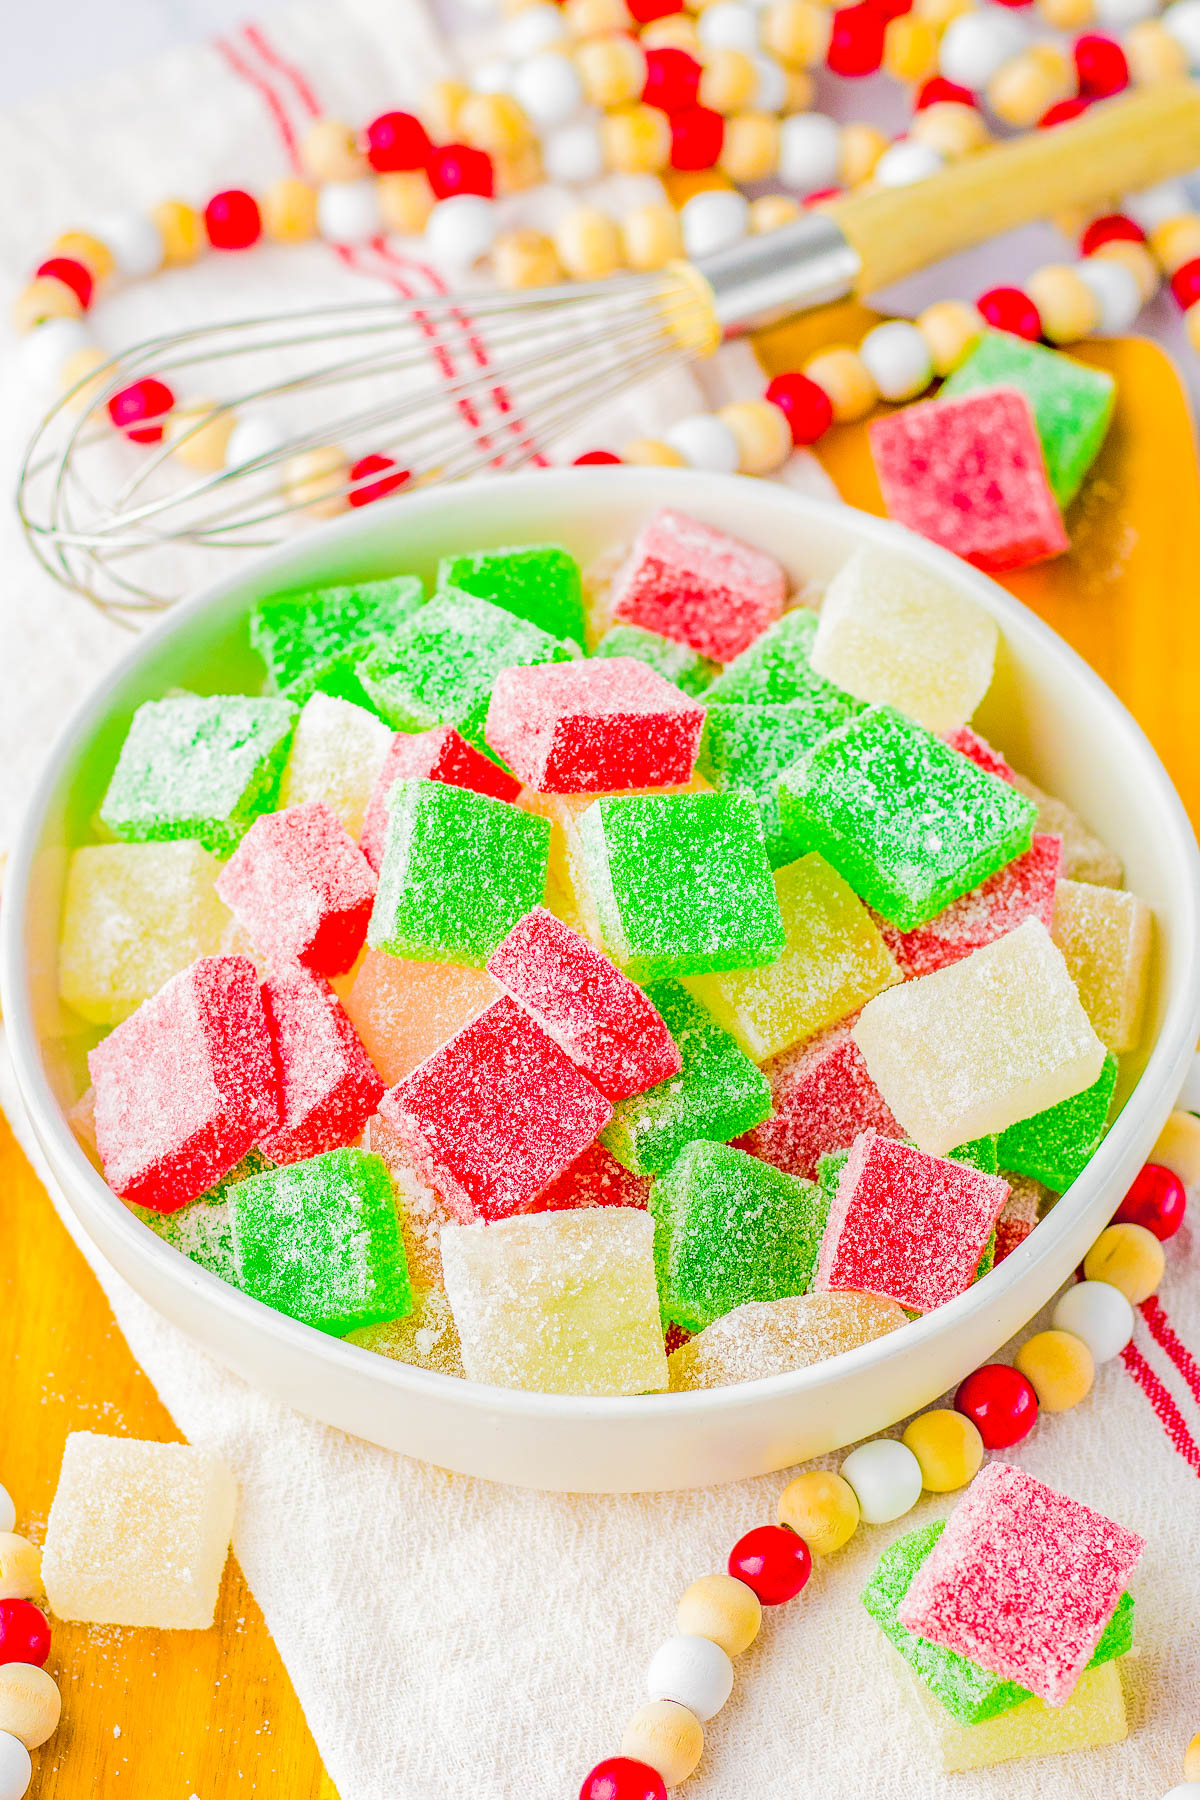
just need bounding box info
[88,955,280,1212]
[878,834,1062,981]
[733,1021,901,1180]
[897,1462,1144,1706]
[258,965,385,1164]
[358,727,521,872]
[534,1141,651,1211]
[815,1128,1010,1313]
[994,1175,1044,1263]
[484,659,705,794]
[379,993,613,1222]
[945,726,1017,786]
[342,950,500,1085]
[216,801,377,977]
[486,907,682,1100]
[869,388,1070,574]
[609,508,787,663]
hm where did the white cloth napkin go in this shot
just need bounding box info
[2,9,1200,1798]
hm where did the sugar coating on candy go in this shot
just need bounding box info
[683,853,899,1062]
[994,1175,1048,1263]
[650,1139,828,1330]
[441,1208,668,1395]
[345,1285,465,1377]
[698,702,854,868]
[946,726,1015,785]
[362,1111,456,1288]
[996,1051,1118,1193]
[667,1290,907,1391]
[380,994,612,1222]
[250,573,425,706]
[705,607,860,713]
[1052,878,1152,1052]
[485,658,705,794]
[129,1150,270,1285]
[609,508,787,663]
[358,727,520,871]
[853,919,1107,1155]
[258,966,385,1165]
[277,693,394,838]
[486,908,681,1100]
[217,801,377,977]
[592,622,717,697]
[577,790,785,979]
[902,1657,1128,1773]
[601,981,772,1176]
[438,543,586,645]
[42,1432,236,1629]
[89,955,280,1212]
[733,1021,902,1180]
[897,1461,1144,1706]
[534,1142,651,1212]
[230,1146,410,1335]
[869,388,1069,574]
[58,842,229,1026]
[877,833,1062,981]
[810,547,998,736]
[368,778,549,966]
[344,950,500,1085]
[940,331,1115,508]
[778,706,1038,932]
[815,1129,1009,1313]
[1012,773,1123,887]
[99,695,298,856]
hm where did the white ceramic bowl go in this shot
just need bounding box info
[6,468,1200,1494]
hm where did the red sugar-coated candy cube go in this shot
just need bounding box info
[734,1021,902,1180]
[535,1142,651,1212]
[877,832,1062,980]
[609,508,787,664]
[945,725,1016,785]
[994,1176,1042,1262]
[486,907,682,1100]
[258,966,385,1165]
[814,1128,1009,1313]
[88,956,280,1213]
[897,1461,1144,1705]
[216,800,376,976]
[869,388,1070,574]
[379,994,613,1222]
[358,727,520,871]
[485,659,705,795]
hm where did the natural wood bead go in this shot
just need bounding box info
[677,1572,762,1655]
[554,205,624,278]
[1083,1222,1165,1303]
[282,445,349,518]
[458,92,534,154]
[883,13,939,80]
[987,51,1071,129]
[1149,214,1200,274]
[839,120,889,185]
[168,401,237,473]
[50,229,115,282]
[601,103,672,172]
[1185,301,1200,356]
[621,1702,704,1786]
[911,100,989,158]
[1184,1731,1200,1781]
[0,1532,42,1602]
[777,1469,860,1553]
[377,170,435,234]
[262,176,318,242]
[1039,0,1093,26]
[718,112,781,182]
[803,345,877,422]
[699,47,758,111]
[1091,237,1159,303]
[564,0,633,36]
[641,14,701,49]
[422,78,470,139]
[623,435,688,465]
[1014,1328,1095,1411]
[1027,262,1101,343]
[59,346,111,413]
[762,0,831,66]
[575,34,647,106]
[152,199,205,264]
[663,168,733,205]
[1125,18,1188,84]
[301,117,368,182]
[750,192,801,232]
[0,1662,60,1751]
[621,202,684,270]
[12,277,83,333]
[916,298,983,374]
[783,67,816,110]
[494,142,545,194]
[1150,1109,1200,1188]
[719,398,793,472]
[492,227,564,287]
[902,1409,984,1492]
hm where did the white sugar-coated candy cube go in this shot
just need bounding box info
[42,1433,236,1629]
[811,547,998,735]
[1051,878,1152,1053]
[853,918,1106,1155]
[278,692,394,838]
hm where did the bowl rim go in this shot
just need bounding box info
[6,465,1200,1424]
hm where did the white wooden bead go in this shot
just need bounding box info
[840,1438,923,1524]
[874,140,945,186]
[503,2,567,56]
[777,112,842,190]
[1162,0,1200,64]
[938,11,1027,87]
[0,1489,15,1537]
[645,1635,734,1721]
[88,209,164,279]
[1052,1281,1135,1362]
[317,179,384,243]
[750,52,788,111]
[1096,0,1159,24]
[664,413,741,472]
[20,317,92,390]
[1124,180,1192,232]
[543,118,606,183]
[0,1733,31,1800]
[1076,255,1142,333]
[1160,1788,1200,1799]
[473,59,515,93]
[427,195,499,269]
[699,2,761,52]
[681,188,750,258]
[225,414,286,470]
[859,319,934,400]
[512,51,585,125]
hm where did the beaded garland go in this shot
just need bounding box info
[0,1484,60,1800]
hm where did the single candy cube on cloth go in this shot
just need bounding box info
[89,955,280,1212]
[276,692,394,838]
[1012,772,1123,887]
[99,695,297,856]
[667,1290,907,1391]
[358,726,521,871]
[438,543,585,645]
[485,659,705,794]
[592,623,717,697]
[257,966,385,1165]
[704,607,860,714]
[345,1285,465,1377]
[777,706,1038,932]
[903,1658,1128,1772]
[1052,878,1153,1052]
[343,950,500,1085]
[810,547,998,736]
[733,1021,902,1180]
[878,833,1062,981]
[250,573,425,706]
[853,918,1107,1155]
[129,1151,270,1286]
[698,702,855,868]
[996,1051,1118,1193]
[230,1147,410,1335]
[609,508,787,663]
[869,388,1070,573]
[57,841,229,1026]
[994,1175,1047,1263]
[534,1142,651,1212]
[440,1209,669,1395]
[380,994,612,1221]
[896,1461,1144,1706]
[41,1433,236,1629]
[216,801,377,977]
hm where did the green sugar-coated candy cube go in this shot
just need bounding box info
[602,981,771,1175]
[99,695,298,857]
[705,608,863,715]
[650,1140,828,1330]
[949,1136,1000,1175]
[777,706,1037,931]
[360,588,576,746]
[997,1051,1118,1192]
[577,790,785,979]
[940,332,1115,508]
[250,575,425,708]
[861,1521,1134,1726]
[438,544,586,646]
[230,1146,410,1336]
[131,1151,270,1285]
[368,777,549,966]
[592,623,717,697]
[698,702,855,866]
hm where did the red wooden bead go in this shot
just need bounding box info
[955,1363,1039,1449]
[729,1524,812,1605]
[579,1758,668,1800]
[0,1598,51,1668]
[826,1,887,75]
[35,255,94,308]
[668,105,725,170]
[348,454,411,507]
[870,0,914,18]
[627,0,685,21]
[1073,32,1128,96]
[977,285,1043,342]
[1039,95,1091,127]
[642,45,703,112]
[803,186,843,206]
[107,377,176,445]
[1080,212,1146,255]
[764,371,834,444]
[365,110,431,173]
[427,143,495,199]
[992,0,1034,7]
[1115,1161,1187,1239]
[914,75,976,109]
[574,449,623,464]
[1170,257,1200,312]
[204,189,262,250]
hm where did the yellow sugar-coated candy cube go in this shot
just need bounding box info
[345,1285,464,1376]
[277,692,394,838]
[1012,774,1123,887]
[682,853,899,1060]
[1051,877,1153,1052]
[668,1290,908,1391]
[58,841,229,1025]
[441,1210,669,1395]
[362,1111,456,1288]
[343,949,500,1084]
[853,918,1106,1155]
[1151,1108,1200,1187]
[902,1657,1127,1772]
[810,547,998,736]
